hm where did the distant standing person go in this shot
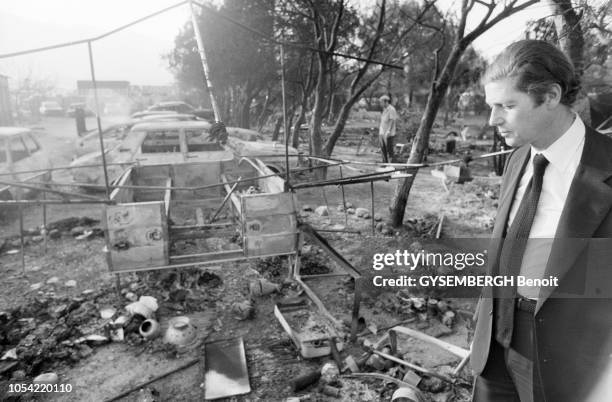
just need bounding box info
[75,107,87,137]
[379,94,398,163]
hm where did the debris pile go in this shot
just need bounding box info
[130,268,224,313]
[251,256,288,278]
[251,253,331,279]
[0,266,225,383]
[405,214,441,238]
[299,253,332,276]
[302,202,378,222]
[395,292,457,329]
[0,288,111,378]
[0,216,103,254]
[359,290,459,331]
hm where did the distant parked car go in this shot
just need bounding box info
[227,134,301,173]
[39,101,64,116]
[0,127,52,204]
[66,103,95,118]
[147,101,215,120]
[103,102,131,116]
[130,110,177,119]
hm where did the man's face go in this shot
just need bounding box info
[485,77,554,148]
[381,99,389,107]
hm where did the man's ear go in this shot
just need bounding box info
[545,83,563,108]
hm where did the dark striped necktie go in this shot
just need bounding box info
[495,153,549,347]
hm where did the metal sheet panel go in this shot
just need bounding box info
[204,337,251,400]
[105,201,168,271]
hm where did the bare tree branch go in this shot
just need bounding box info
[350,0,386,93]
[457,0,470,38]
[464,0,540,44]
[327,0,345,53]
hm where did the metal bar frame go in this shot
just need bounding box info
[109,251,298,274]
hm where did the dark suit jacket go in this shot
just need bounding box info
[471,127,612,401]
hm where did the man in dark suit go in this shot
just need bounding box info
[471,40,612,401]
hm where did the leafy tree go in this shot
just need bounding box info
[166,0,276,128]
[300,0,357,167]
[525,0,612,126]
[278,0,443,178]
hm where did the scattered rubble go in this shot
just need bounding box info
[251,253,331,279]
[46,276,59,285]
[0,216,103,255]
[0,289,108,377]
[320,361,340,384]
[355,208,371,218]
[163,316,197,347]
[314,206,329,216]
[33,372,59,385]
[232,299,255,321]
[99,307,116,319]
[0,180,481,401]
[249,278,281,297]
[0,266,225,383]
[405,214,441,238]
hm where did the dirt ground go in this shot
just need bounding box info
[0,115,499,401]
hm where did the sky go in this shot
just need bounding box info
[0,0,554,92]
[0,0,192,90]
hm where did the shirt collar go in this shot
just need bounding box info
[531,114,585,173]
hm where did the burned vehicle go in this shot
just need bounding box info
[146,101,214,121]
[70,121,301,187]
[70,121,233,187]
[74,113,203,158]
[0,127,52,201]
[105,158,299,272]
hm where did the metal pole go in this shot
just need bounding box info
[370,181,375,235]
[209,177,241,223]
[115,274,122,299]
[339,166,348,228]
[19,204,25,275]
[321,186,330,223]
[42,192,47,253]
[280,42,290,187]
[87,41,111,199]
[292,173,394,189]
[189,0,222,122]
[0,162,136,177]
[350,277,363,343]
[0,199,113,206]
[0,179,107,200]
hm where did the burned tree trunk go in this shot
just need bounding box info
[272,115,283,141]
[292,107,306,149]
[391,43,465,226]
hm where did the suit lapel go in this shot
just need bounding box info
[489,146,530,274]
[537,129,612,312]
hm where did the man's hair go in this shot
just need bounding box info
[482,40,580,106]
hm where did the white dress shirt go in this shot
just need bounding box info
[506,115,585,298]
